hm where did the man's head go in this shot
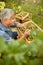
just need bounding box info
[1,8,16,27]
[1,8,14,21]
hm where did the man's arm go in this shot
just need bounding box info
[14,22,22,28]
[13,20,31,28]
[19,29,30,40]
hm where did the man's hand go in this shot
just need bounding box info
[19,29,30,40]
[21,22,29,29]
[24,29,30,37]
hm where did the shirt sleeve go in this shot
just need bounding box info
[0,30,12,44]
[13,22,19,27]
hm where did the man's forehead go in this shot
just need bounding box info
[1,8,14,15]
[0,8,14,20]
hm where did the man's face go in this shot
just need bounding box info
[2,14,16,27]
[2,18,16,27]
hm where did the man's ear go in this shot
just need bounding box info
[4,18,8,20]
[3,18,8,22]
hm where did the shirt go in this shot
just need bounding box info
[0,23,12,44]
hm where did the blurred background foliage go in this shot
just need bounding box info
[0,0,43,29]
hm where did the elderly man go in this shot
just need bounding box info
[0,8,30,44]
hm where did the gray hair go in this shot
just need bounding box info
[0,8,14,21]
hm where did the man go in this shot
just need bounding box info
[0,8,30,44]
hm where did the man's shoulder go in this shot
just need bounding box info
[0,23,3,27]
[0,23,7,30]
